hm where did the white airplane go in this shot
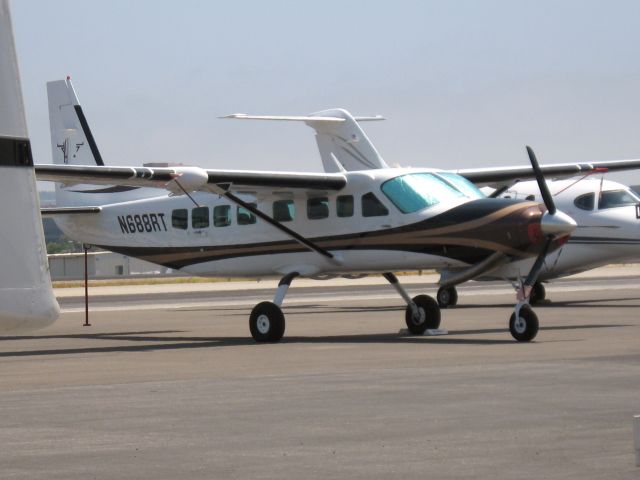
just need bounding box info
[434,176,640,307]
[0,0,59,333]
[436,177,640,308]
[33,77,640,343]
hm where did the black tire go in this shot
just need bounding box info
[405,295,441,335]
[509,305,539,342]
[249,301,285,343]
[529,282,546,305]
[437,286,458,308]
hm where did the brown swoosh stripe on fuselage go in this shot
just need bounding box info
[97,198,549,269]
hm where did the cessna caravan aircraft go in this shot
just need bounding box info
[31,76,640,343]
[434,177,640,307]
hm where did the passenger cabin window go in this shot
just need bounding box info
[362,192,389,217]
[192,206,210,229]
[307,197,329,220]
[237,204,257,225]
[214,205,231,227]
[381,173,464,214]
[574,193,595,211]
[172,209,188,230]
[337,195,354,217]
[598,190,639,210]
[273,199,295,222]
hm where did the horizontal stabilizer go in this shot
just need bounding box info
[222,114,346,123]
[222,108,388,172]
[222,114,385,123]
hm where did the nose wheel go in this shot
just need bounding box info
[509,305,539,342]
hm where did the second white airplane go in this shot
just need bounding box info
[433,175,640,307]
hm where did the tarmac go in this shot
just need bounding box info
[1,265,640,479]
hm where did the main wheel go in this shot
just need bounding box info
[509,305,539,342]
[437,286,458,308]
[405,295,441,335]
[249,301,285,343]
[529,282,546,305]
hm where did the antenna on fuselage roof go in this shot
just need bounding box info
[221,109,388,173]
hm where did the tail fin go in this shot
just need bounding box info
[47,77,103,166]
[223,108,389,172]
[308,108,388,172]
[48,78,149,207]
[0,0,59,332]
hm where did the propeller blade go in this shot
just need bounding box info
[524,237,554,287]
[526,146,556,215]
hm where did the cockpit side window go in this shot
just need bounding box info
[574,193,595,211]
[598,190,640,210]
[362,192,389,217]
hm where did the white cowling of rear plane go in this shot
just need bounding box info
[0,0,59,333]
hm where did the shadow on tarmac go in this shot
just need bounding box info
[0,324,628,358]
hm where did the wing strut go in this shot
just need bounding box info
[223,191,336,260]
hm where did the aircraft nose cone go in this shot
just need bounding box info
[540,210,577,237]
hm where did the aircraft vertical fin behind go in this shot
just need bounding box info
[0,0,59,332]
[308,109,388,172]
[47,77,103,166]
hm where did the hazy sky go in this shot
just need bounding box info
[11,0,640,186]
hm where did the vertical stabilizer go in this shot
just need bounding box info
[47,77,103,166]
[0,0,59,332]
[307,108,388,172]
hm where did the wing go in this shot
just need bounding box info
[454,159,640,187]
[34,164,347,194]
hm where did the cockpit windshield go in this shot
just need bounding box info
[598,189,640,210]
[381,173,476,214]
[435,172,485,200]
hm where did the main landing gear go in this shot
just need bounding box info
[247,271,444,342]
[249,272,298,343]
[383,273,441,334]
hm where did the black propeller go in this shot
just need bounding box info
[520,146,572,296]
[526,145,556,215]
